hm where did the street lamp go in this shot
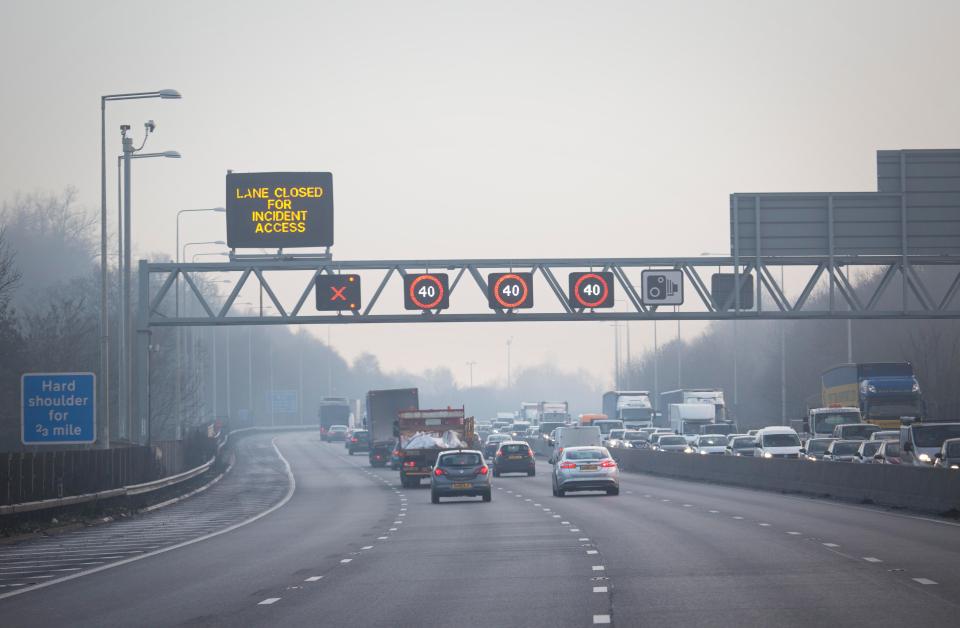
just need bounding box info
[466,361,477,388]
[117,127,180,445]
[100,88,180,448]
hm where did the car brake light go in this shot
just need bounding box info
[351,437,358,443]
[403,460,416,468]
[560,462,577,469]
[434,467,445,476]
[479,465,488,475]
[496,450,503,456]
[600,459,617,468]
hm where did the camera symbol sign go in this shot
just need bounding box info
[641,269,684,305]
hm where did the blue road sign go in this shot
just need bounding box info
[22,372,96,445]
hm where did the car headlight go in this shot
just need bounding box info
[699,450,708,455]
[912,381,921,392]
[807,456,816,461]
[684,447,694,454]
[918,453,932,463]
[763,452,773,459]
[950,465,959,470]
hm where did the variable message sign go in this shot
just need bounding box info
[568,272,615,309]
[22,372,96,445]
[404,273,450,310]
[226,172,333,249]
[487,272,534,309]
[316,274,361,311]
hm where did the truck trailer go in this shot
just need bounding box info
[365,388,419,467]
[821,363,924,429]
[396,408,475,488]
[318,397,351,440]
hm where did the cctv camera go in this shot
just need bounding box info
[145,120,156,133]
[120,124,131,132]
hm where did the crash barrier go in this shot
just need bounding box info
[610,449,960,514]
[0,425,313,515]
[0,428,216,507]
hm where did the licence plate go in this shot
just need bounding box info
[580,465,598,471]
[452,482,472,489]
[509,455,523,460]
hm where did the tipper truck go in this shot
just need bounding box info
[397,408,475,488]
[365,388,419,467]
[318,397,351,441]
[660,389,728,423]
[602,391,654,428]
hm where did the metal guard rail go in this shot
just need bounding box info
[0,425,313,516]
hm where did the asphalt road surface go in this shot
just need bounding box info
[2,432,959,627]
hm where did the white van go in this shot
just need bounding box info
[754,426,802,459]
[550,426,602,463]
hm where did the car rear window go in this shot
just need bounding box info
[564,448,608,460]
[500,444,529,454]
[883,443,901,457]
[440,453,482,467]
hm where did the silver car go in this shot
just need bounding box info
[430,450,492,504]
[551,446,619,497]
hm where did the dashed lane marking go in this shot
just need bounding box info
[594,614,611,624]
[683,504,692,508]
[708,510,719,514]
[592,565,605,571]
[823,543,840,548]
[340,559,353,564]
[579,538,589,541]
[304,576,323,582]
[759,523,771,527]
[863,557,882,563]
[378,536,389,540]
[258,598,281,605]
[732,516,744,520]
[571,528,581,532]
[787,531,801,535]
[361,546,373,550]
[593,586,608,593]
[587,550,599,555]
[913,578,937,585]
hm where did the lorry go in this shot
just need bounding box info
[668,403,715,443]
[537,401,571,424]
[800,406,863,437]
[365,388,419,467]
[821,363,924,429]
[318,397,352,441]
[660,389,728,423]
[396,408,475,488]
[518,403,538,422]
[602,391,654,428]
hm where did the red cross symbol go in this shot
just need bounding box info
[330,286,347,302]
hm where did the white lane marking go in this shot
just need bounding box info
[571,528,581,532]
[587,550,598,555]
[543,508,551,511]
[525,499,531,502]
[378,536,389,540]
[552,515,561,518]
[389,528,398,531]
[683,504,692,508]
[516,494,523,497]
[863,557,882,563]
[822,543,840,548]
[305,576,323,582]
[393,521,402,524]
[661,499,670,502]
[561,521,570,525]
[592,565,605,571]
[594,614,611,624]
[579,537,590,541]
[361,546,373,550]
[259,598,281,605]
[708,510,719,514]
[787,531,801,535]
[732,516,744,520]
[626,491,633,494]
[759,523,771,527]
[644,494,652,498]
[340,559,352,564]
[534,503,542,506]
[0,439,298,603]
[398,513,406,517]
[593,586,608,593]
[913,578,937,585]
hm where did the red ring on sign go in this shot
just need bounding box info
[493,273,528,309]
[409,275,444,309]
[573,273,609,308]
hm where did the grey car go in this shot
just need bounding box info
[823,440,861,462]
[934,438,960,469]
[654,435,689,453]
[430,450,492,504]
[551,446,619,497]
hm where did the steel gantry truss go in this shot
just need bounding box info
[139,254,960,327]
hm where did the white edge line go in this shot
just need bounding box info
[140,461,232,513]
[0,436,296,601]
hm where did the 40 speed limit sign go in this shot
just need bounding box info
[568,271,615,309]
[487,272,534,309]
[403,273,450,310]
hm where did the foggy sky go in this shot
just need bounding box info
[2,0,959,388]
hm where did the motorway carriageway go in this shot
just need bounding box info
[1,432,959,627]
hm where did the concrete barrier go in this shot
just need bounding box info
[611,449,960,515]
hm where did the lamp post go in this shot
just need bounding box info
[466,361,477,388]
[118,131,181,444]
[100,88,180,449]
